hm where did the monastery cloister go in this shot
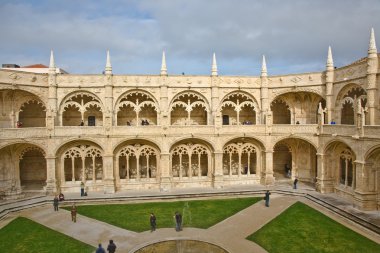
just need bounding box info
[0,29,379,211]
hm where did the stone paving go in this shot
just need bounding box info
[1,183,380,253]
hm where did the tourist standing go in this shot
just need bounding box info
[264,190,271,207]
[107,239,117,253]
[80,181,85,196]
[174,211,182,231]
[71,203,77,222]
[53,196,59,211]
[294,178,299,189]
[96,244,106,253]
[150,213,156,232]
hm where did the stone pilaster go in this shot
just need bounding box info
[45,156,57,193]
[159,152,172,191]
[102,154,115,194]
[212,151,224,188]
[263,150,275,185]
[315,153,334,193]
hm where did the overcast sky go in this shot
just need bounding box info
[0,0,379,76]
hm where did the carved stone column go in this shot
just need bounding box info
[102,154,115,194]
[263,150,275,185]
[212,151,224,188]
[45,156,57,193]
[315,153,334,193]
[352,160,377,210]
[159,152,172,191]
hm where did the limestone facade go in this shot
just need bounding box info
[0,30,379,211]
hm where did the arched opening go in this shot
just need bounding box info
[274,138,317,183]
[271,100,290,124]
[364,148,380,210]
[116,91,158,126]
[273,144,292,179]
[18,100,46,127]
[222,138,261,177]
[220,92,258,125]
[336,86,367,125]
[61,93,103,126]
[324,141,356,194]
[117,143,159,180]
[0,89,45,128]
[170,92,208,125]
[59,142,104,184]
[170,139,212,181]
[19,147,46,190]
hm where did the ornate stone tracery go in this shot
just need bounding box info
[220,92,259,125]
[116,90,158,126]
[170,91,209,125]
[223,142,257,176]
[171,143,210,178]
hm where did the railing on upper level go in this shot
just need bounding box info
[1,124,380,140]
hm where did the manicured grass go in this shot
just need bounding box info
[0,217,95,253]
[65,197,260,232]
[247,202,380,253]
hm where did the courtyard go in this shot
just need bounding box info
[1,183,379,253]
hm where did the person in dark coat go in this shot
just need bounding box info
[53,196,59,211]
[150,213,156,232]
[264,190,271,207]
[174,211,183,231]
[107,239,116,253]
[294,178,299,189]
[96,244,106,253]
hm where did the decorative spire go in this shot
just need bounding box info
[160,51,167,75]
[326,46,334,70]
[211,53,218,76]
[49,50,55,69]
[261,55,267,77]
[105,50,112,74]
[368,27,377,55]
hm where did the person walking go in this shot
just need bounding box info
[71,203,77,222]
[293,178,299,189]
[150,213,156,232]
[96,244,106,253]
[53,196,59,211]
[107,239,117,253]
[264,190,271,207]
[174,211,182,231]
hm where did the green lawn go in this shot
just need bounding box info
[66,197,260,232]
[247,201,380,253]
[0,217,95,253]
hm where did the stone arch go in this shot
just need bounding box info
[364,146,380,201]
[0,143,47,194]
[335,84,367,125]
[115,89,159,126]
[222,137,264,177]
[169,91,210,125]
[219,91,260,125]
[323,141,356,192]
[271,92,325,124]
[114,139,161,181]
[273,138,317,182]
[59,91,104,126]
[18,100,46,127]
[56,140,104,186]
[0,89,46,128]
[170,138,213,179]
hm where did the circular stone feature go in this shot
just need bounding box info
[133,240,229,253]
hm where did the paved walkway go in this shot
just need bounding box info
[1,183,380,253]
[18,195,297,253]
